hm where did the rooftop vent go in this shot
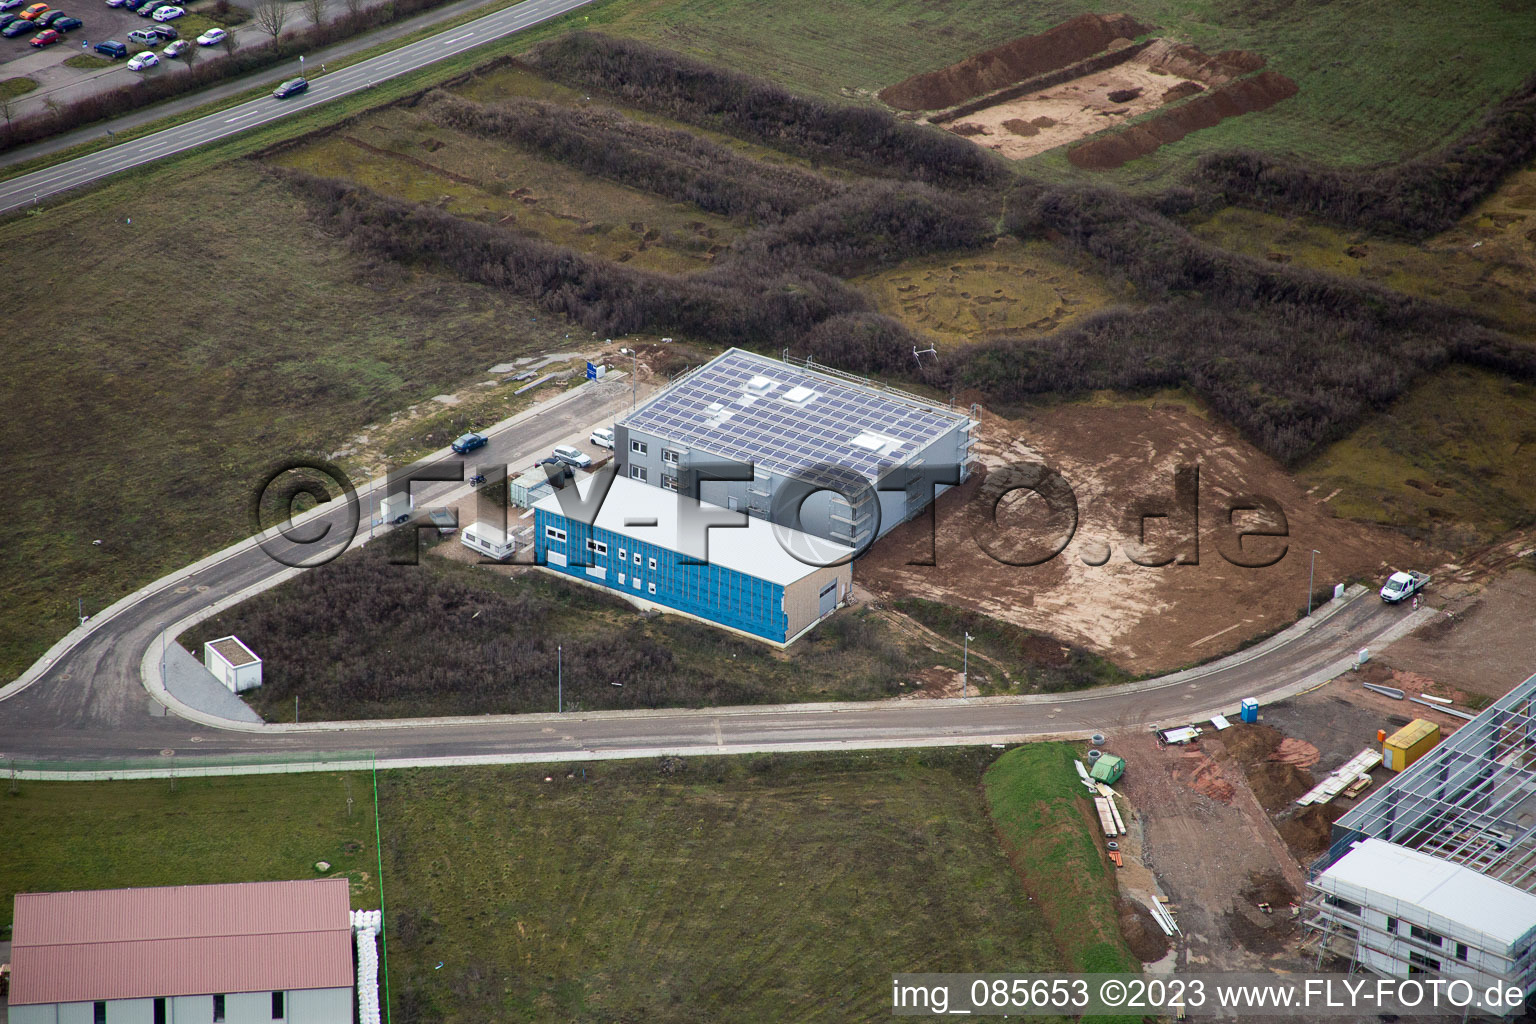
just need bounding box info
[745,375,776,394]
[850,432,896,453]
[782,385,817,404]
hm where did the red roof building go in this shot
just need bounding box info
[8,879,354,1024]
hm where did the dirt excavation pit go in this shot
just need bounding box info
[879,13,1289,165]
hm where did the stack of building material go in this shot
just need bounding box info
[352,909,383,1024]
[1295,748,1383,806]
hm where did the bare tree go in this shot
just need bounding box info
[342,0,363,18]
[253,0,289,39]
[300,0,326,28]
[181,38,201,68]
[0,93,15,130]
[219,27,238,55]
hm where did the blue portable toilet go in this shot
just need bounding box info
[1240,698,1259,724]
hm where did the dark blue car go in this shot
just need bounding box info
[272,77,308,99]
[451,432,488,455]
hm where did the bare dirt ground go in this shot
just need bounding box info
[1377,563,1536,700]
[857,400,1434,676]
[1111,728,1309,971]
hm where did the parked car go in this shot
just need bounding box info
[146,21,173,37]
[135,1,160,15]
[125,48,156,68]
[193,24,223,44]
[149,4,180,19]
[271,76,308,98]
[92,37,125,55]
[551,445,593,470]
[0,12,21,26]
[121,0,152,11]
[126,26,157,44]
[105,0,128,6]
[1,17,34,32]
[36,8,64,24]
[27,25,57,42]
[0,0,23,11]
[160,36,187,55]
[589,427,615,450]
[52,14,81,29]
[18,2,47,18]
[450,432,488,455]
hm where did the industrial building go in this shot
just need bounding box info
[1306,671,1536,1005]
[615,348,974,550]
[7,879,355,1024]
[534,474,852,645]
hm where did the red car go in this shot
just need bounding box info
[28,25,58,43]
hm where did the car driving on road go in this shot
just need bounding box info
[271,76,308,98]
[550,445,593,469]
[193,24,223,44]
[450,432,488,455]
[126,48,156,68]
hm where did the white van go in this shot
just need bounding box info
[589,426,615,449]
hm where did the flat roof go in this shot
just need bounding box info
[1318,838,1536,946]
[207,636,259,667]
[620,349,969,488]
[8,879,353,1005]
[535,474,844,586]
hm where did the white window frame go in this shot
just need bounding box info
[662,474,679,492]
[648,557,657,571]
[545,526,566,542]
[618,547,627,561]
[586,539,608,555]
[631,439,648,455]
[648,582,656,595]
[629,465,648,482]
[661,449,679,465]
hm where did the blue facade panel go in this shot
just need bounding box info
[534,507,789,642]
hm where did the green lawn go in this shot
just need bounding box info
[0,748,1108,1023]
[0,76,38,100]
[63,55,115,69]
[0,771,379,931]
[380,750,1067,1023]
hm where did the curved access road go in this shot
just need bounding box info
[0,0,596,214]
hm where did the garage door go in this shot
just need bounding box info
[819,580,838,617]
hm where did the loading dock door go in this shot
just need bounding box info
[819,580,838,617]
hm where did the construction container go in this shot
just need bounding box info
[1383,718,1440,772]
[1240,698,1259,724]
[1089,753,1125,785]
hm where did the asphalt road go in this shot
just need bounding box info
[0,0,596,212]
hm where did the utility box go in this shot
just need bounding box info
[1383,718,1440,772]
[510,467,556,509]
[1089,753,1125,785]
[203,636,263,694]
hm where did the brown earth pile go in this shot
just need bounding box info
[1118,898,1170,962]
[1002,118,1040,137]
[1068,70,1298,170]
[1171,749,1236,802]
[1161,80,1205,102]
[1277,804,1344,860]
[1144,40,1265,83]
[879,12,1151,111]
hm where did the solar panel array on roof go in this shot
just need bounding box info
[623,349,966,487]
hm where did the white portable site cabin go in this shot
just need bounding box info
[460,521,516,562]
[203,635,263,693]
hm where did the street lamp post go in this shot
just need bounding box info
[299,54,305,79]
[1307,549,1321,615]
[557,643,562,713]
[962,632,973,698]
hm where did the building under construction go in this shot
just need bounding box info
[1305,671,1536,1004]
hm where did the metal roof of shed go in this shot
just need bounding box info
[8,879,353,1005]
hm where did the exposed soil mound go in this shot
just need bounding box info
[1143,39,1264,83]
[1277,803,1344,860]
[1068,71,1298,170]
[1225,871,1299,955]
[1248,761,1313,813]
[1162,80,1205,102]
[1107,87,1143,103]
[1002,118,1040,137]
[1118,898,1170,962]
[1218,723,1283,762]
[1171,750,1236,802]
[879,12,1152,111]
[1268,738,1320,769]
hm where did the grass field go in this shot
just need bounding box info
[0,161,574,679]
[0,748,1111,1022]
[1299,366,1536,549]
[0,77,38,101]
[0,772,379,930]
[380,750,1068,1023]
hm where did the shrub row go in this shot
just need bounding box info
[420,90,842,221]
[280,168,925,346]
[1191,72,1536,238]
[528,32,1006,190]
[0,0,463,154]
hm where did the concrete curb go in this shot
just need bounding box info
[137,584,1381,736]
[1,375,623,705]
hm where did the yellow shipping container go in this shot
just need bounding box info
[1383,718,1440,772]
